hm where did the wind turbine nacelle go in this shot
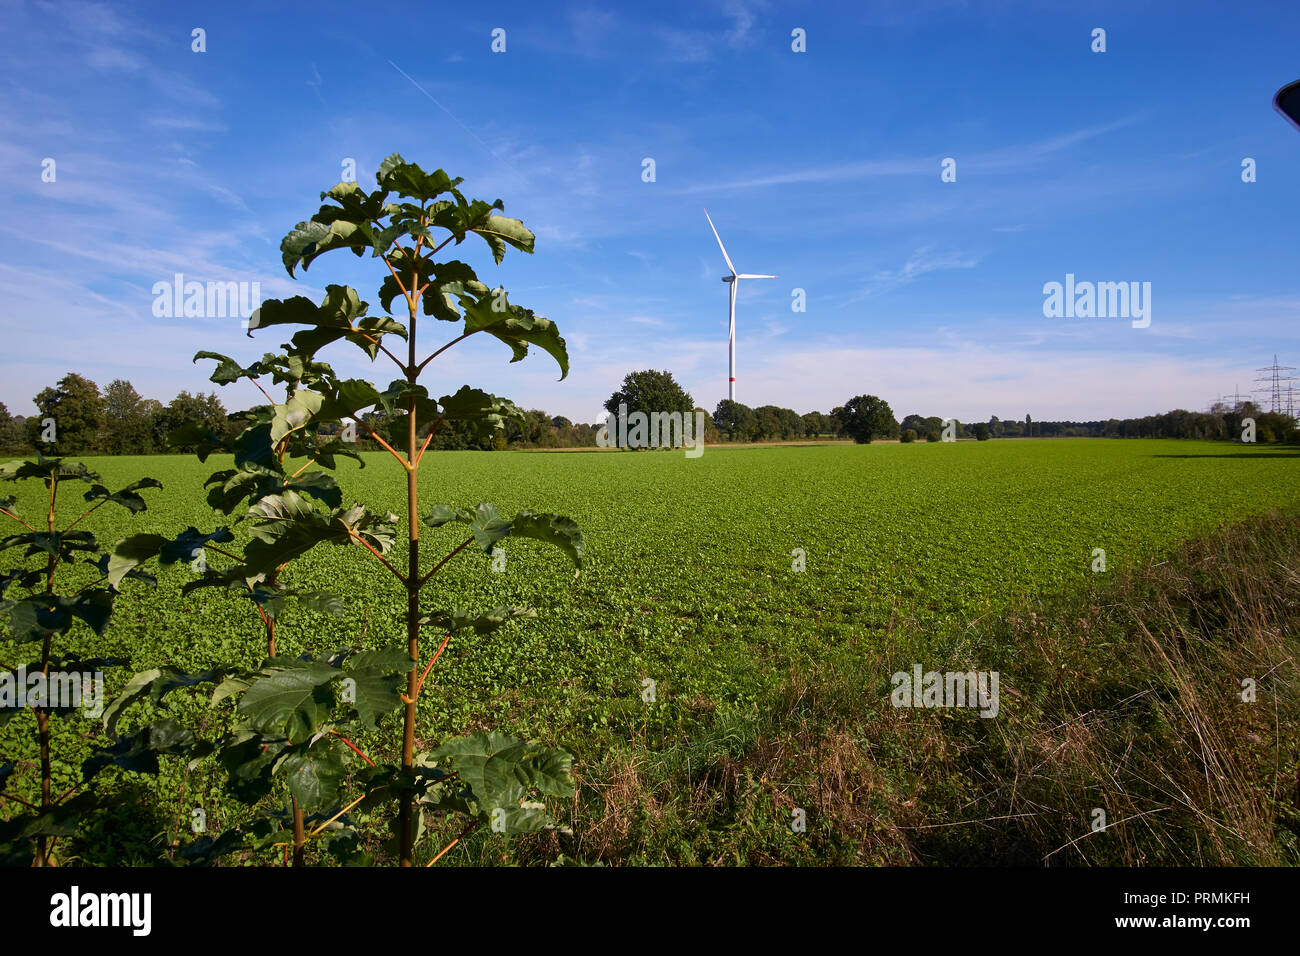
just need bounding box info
[722,276,735,283]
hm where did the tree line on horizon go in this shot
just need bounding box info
[608,371,1299,446]
[2,370,1296,457]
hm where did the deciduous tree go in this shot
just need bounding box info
[833,395,898,444]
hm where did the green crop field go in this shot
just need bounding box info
[3,438,1299,863]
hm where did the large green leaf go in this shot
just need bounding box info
[381,381,442,439]
[246,490,322,534]
[252,285,407,363]
[279,738,347,813]
[250,287,359,334]
[105,527,233,589]
[105,534,166,588]
[241,494,333,578]
[291,313,409,362]
[233,493,395,582]
[81,477,163,514]
[296,590,344,617]
[508,511,584,567]
[380,256,483,321]
[289,436,364,472]
[452,291,568,379]
[0,530,98,562]
[340,671,400,728]
[375,154,533,262]
[293,313,408,363]
[422,503,583,567]
[279,181,394,276]
[0,590,115,642]
[430,731,574,832]
[469,213,535,264]
[0,454,99,486]
[164,527,236,565]
[103,665,227,734]
[0,568,41,599]
[194,351,275,386]
[219,731,287,804]
[270,390,325,444]
[436,386,524,436]
[92,553,154,590]
[238,661,338,743]
[205,466,340,513]
[318,378,383,422]
[233,422,277,471]
[419,606,536,635]
[490,308,569,380]
[339,649,409,728]
[428,198,514,259]
[281,219,371,277]
[376,155,462,203]
[83,719,196,780]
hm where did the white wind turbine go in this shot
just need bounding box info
[704,209,776,402]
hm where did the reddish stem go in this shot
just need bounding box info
[417,537,474,589]
[404,630,453,704]
[348,529,406,584]
[330,731,376,766]
[0,507,34,531]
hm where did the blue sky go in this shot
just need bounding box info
[3,0,1300,425]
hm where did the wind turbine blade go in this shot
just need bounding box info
[735,274,777,279]
[703,208,737,276]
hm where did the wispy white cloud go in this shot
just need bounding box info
[148,115,228,132]
[659,0,767,62]
[848,246,981,301]
[677,117,1140,194]
[568,7,621,56]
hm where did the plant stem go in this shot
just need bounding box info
[417,537,474,589]
[0,506,35,530]
[399,233,423,868]
[354,331,406,372]
[255,604,277,657]
[354,415,409,468]
[347,529,406,584]
[425,820,477,867]
[51,782,82,805]
[413,424,438,467]
[250,378,276,405]
[34,477,57,866]
[306,793,368,839]
[34,633,53,867]
[63,497,108,532]
[416,331,475,374]
[291,797,306,866]
[403,630,453,704]
[329,731,375,766]
[203,542,245,563]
